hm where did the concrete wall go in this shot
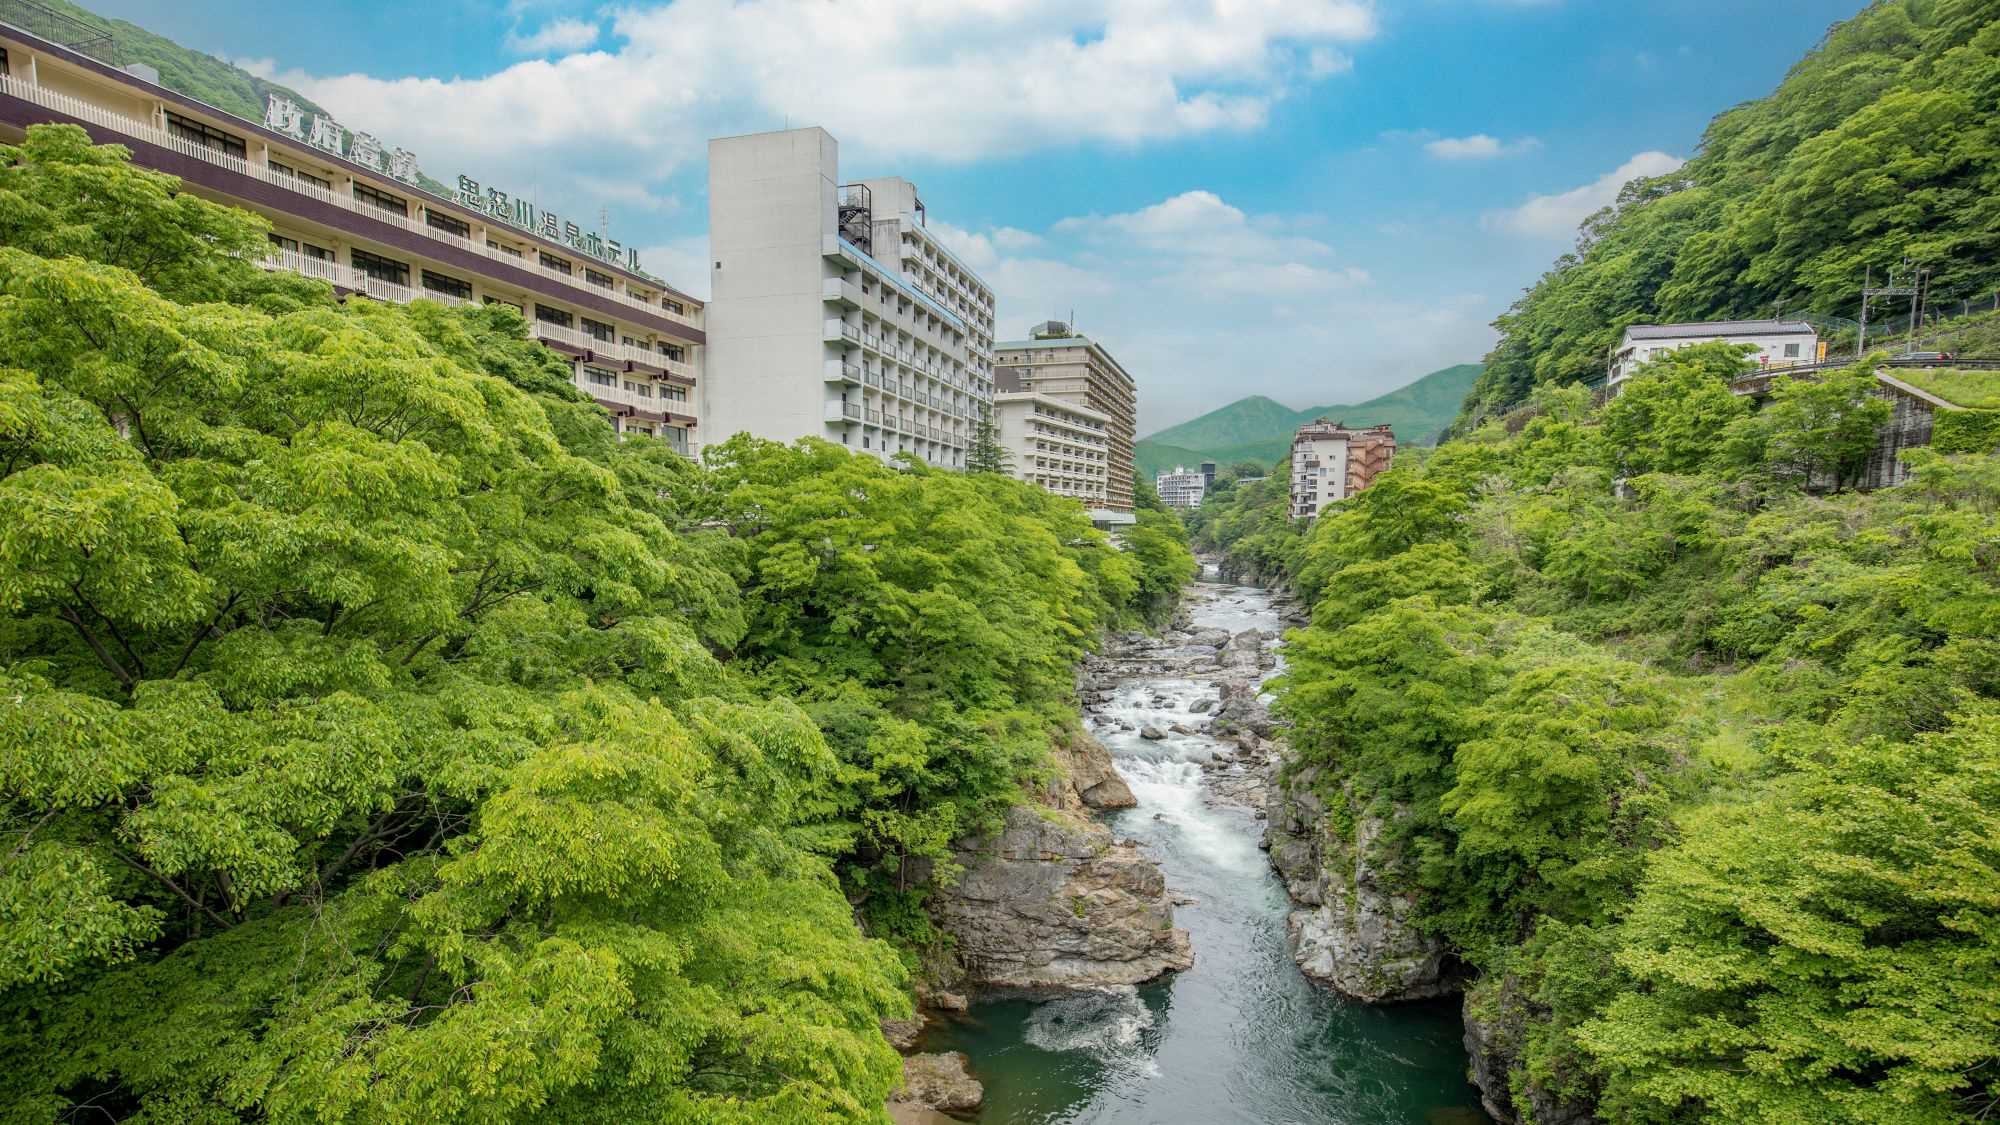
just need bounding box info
[705,128,838,445]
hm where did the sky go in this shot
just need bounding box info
[94,0,1867,433]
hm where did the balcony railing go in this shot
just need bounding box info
[0,72,702,332]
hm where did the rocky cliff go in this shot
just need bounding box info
[1262,765,1451,1003]
[927,725,1187,993]
[1461,976,1598,1125]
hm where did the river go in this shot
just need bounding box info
[921,575,1489,1125]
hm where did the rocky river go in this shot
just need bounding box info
[905,572,1490,1124]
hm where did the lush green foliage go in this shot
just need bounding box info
[1135,363,1480,479]
[0,125,1187,1121]
[1456,0,2000,426]
[1207,332,2000,1120]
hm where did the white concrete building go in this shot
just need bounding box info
[705,127,994,466]
[1608,319,1820,391]
[1155,465,1206,510]
[993,392,1111,507]
[1290,422,1395,521]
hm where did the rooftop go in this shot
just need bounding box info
[1623,319,1816,341]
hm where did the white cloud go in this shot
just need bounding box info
[934,189,1466,431]
[1482,150,1684,238]
[505,18,601,55]
[235,56,278,79]
[269,0,1377,198]
[1423,133,1539,160]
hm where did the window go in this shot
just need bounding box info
[165,112,245,159]
[623,381,653,398]
[267,159,330,190]
[1784,342,1801,358]
[488,239,524,259]
[426,210,471,239]
[483,296,524,314]
[660,343,686,363]
[349,248,409,286]
[662,385,687,403]
[584,367,618,388]
[268,233,299,255]
[535,305,574,329]
[585,268,614,289]
[663,299,685,315]
[352,182,408,217]
[539,251,573,275]
[421,270,472,300]
[582,317,615,343]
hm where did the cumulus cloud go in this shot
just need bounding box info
[271,0,1376,200]
[1423,133,1539,159]
[1482,150,1684,238]
[505,18,601,55]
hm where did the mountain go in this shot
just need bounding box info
[1136,363,1482,480]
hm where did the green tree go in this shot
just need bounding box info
[1599,342,1755,475]
[1579,715,2000,1125]
[965,415,1010,474]
[1760,365,1894,489]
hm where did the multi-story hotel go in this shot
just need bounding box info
[1155,465,1206,510]
[993,392,1111,508]
[705,127,995,466]
[0,10,706,453]
[1290,421,1395,520]
[994,322,1139,521]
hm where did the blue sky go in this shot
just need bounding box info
[98,0,1866,431]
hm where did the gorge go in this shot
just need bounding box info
[914,571,1487,1123]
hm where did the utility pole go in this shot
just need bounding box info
[1859,264,1917,357]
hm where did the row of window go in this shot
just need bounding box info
[153,107,694,316]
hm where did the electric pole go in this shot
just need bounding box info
[1859,264,1917,357]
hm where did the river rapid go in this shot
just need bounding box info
[921,573,1489,1124]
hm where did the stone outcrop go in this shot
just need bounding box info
[932,803,1192,991]
[1048,730,1136,811]
[1263,765,1450,1003]
[1462,978,1598,1125]
[891,1051,984,1115]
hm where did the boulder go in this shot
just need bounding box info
[1189,698,1216,714]
[1139,725,1167,741]
[932,804,1193,991]
[881,1017,926,1052]
[892,1052,983,1114]
[1050,730,1136,810]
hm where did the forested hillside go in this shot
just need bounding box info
[1457,0,2000,427]
[0,125,1193,1121]
[38,0,334,123]
[1195,330,2000,1120]
[1136,363,1480,479]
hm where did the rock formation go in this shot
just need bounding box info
[1263,765,1451,1003]
[932,803,1193,991]
[890,1051,984,1116]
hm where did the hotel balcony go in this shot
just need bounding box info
[0,71,703,336]
[822,277,863,308]
[825,359,861,385]
[825,400,862,423]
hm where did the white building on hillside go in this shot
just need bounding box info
[1290,422,1395,521]
[704,127,996,466]
[1608,319,1820,392]
[1156,465,1206,510]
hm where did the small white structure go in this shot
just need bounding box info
[1608,319,1819,391]
[993,391,1112,512]
[1155,465,1206,510]
[1290,422,1395,521]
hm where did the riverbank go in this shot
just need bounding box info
[918,574,1488,1123]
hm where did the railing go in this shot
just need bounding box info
[0,72,703,332]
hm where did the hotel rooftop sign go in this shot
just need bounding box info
[263,93,643,274]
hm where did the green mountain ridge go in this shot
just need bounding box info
[1136,363,1481,480]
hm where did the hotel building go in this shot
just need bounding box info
[992,392,1111,509]
[1290,421,1395,521]
[0,10,706,453]
[1155,465,1205,510]
[994,322,1139,521]
[705,127,995,466]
